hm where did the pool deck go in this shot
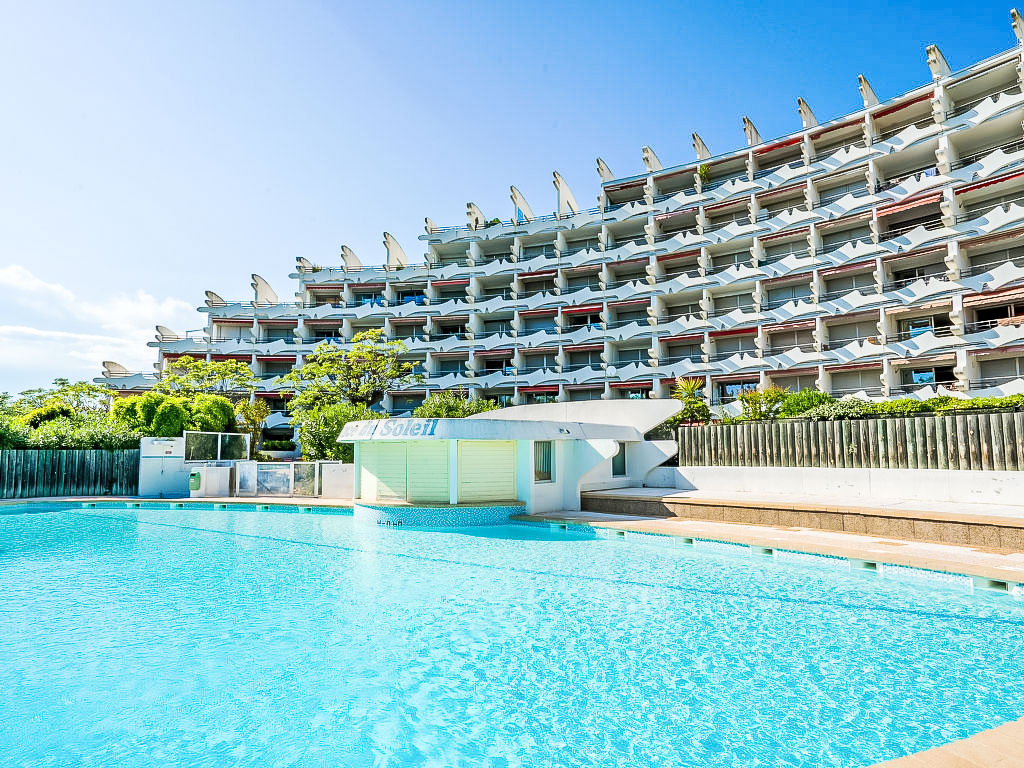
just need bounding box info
[872,716,1024,767]
[580,485,1024,552]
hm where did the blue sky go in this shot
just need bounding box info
[0,0,1018,392]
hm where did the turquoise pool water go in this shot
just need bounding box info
[1,503,1023,767]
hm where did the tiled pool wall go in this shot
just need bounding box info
[4,499,1023,601]
[353,502,525,528]
[0,500,354,516]
[518,520,1024,602]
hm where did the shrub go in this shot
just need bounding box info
[188,394,236,432]
[25,414,141,450]
[151,398,190,437]
[110,391,236,436]
[737,386,790,421]
[867,398,932,416]
[671,377,711,423]
[261,439,296,452]
[803,398,873,420]
[412,389,500,418]
[294,402,386,461]
[23,402,75,429]
[934,394,1024,413]
[777,389,834,418]
[0,417,29,449]
[922,395,958,411]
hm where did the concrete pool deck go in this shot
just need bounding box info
[581,486,1024,551]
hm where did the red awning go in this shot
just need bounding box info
[389,317,427,325]
[657,250,700,262]
[761,227,809,243]
[609,380,652,389]
[431,279,470,287]
[956,168,1024,196]
[873,90,932,119]
[608,298,649,309]
[564,343,604,352]
[755,135,802,155]
[562,304,603,315]
[474,348,514,358]
[825,362,882,372]
[518,269,556,278]
[708,328,757,339]
[877,193,942,217]
[256,356,295,362]
[517,385,559,394]
[963,286,1024,309]
[519,308,557,317]
[767,366,820,377]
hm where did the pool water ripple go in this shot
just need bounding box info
[1,505,1023,768]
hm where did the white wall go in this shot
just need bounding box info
[646,465,1024,511]
[320,463,354,499]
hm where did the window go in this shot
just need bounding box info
[534,441,553,482]
[611,443,627,477]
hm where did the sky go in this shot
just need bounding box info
[0,0,1019,393]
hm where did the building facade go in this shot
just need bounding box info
[100,19,1024,441]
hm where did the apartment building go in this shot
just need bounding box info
[100,15,1024,440]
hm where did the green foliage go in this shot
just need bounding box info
[261,439,296,451]
[0,417,29,449]
[698,164,711,185]
[235,399,271,458]
[671,377,711,424]
[412,389,500,418]
[23,402,75,429]
[109,392,235,437]
[154,356,258,399]
[868,398,932,416]
[190,394,237,432]
[26,413,142,450]
[649,377,711,438]
[776,389,835,418]
[151,398,190,437]
[284,330,418,411]
[294,402,386,461]
[737,385,790,421]
[932,394,1024,413]
[921,396,958,411]
[802,398,873,420]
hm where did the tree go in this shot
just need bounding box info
[284,330,417,411]
[109,391,236,436]
[235,399,271,458]
[737,385,790,421]
[671,377,711,424]
[8,379,112,416]
[154,356,258,399]
[292,402,386,461]
[412,388,500,418]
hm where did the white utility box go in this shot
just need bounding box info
[138,437,189,498]
[188,466,233,498]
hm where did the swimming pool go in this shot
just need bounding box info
[1,502,1022,767]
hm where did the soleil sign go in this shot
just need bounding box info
[341,419,440,439]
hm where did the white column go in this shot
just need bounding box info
[448,440,459,504]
